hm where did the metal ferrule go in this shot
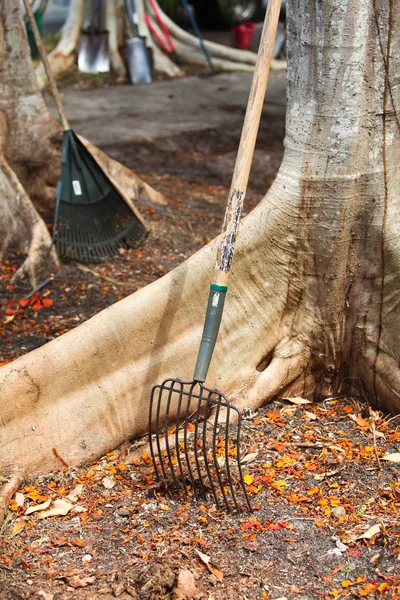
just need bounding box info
[193,284,227,383]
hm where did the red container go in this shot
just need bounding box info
[231,22,256,50]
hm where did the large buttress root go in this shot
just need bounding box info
[0,474,24,527]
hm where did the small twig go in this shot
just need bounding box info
[369,407,381,469]
[75,263,136,288]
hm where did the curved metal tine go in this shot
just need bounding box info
[202,392,220,508]
[212,394,231,512]
[155,382,169,482]
[148,384,160,481]
[164,380,181,491]
[183,382,200,500]
[193,383,207,498]
[224,401,240,512]
[232,405,252,512]
[174,381,188,498]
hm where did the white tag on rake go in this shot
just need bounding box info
[72,180,82,196]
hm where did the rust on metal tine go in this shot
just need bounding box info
[155,383,168,481]
[193,385,206,498]
[224,401,240,512]
[183,383,199,500]
[212,395,231,512]
[149,385,161,481]
[174,381,188,497]
[164,381,181,490]
[232,405,252,512]
[202,393,220,508]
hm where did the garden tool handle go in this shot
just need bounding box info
[193,0,282,383]
[148,0,175,52]
[22,0,70,131]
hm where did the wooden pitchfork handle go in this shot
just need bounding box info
[193,0,282,383]
[23,0,70,131]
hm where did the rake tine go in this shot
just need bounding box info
[183,382,199,500]
[174,381,188,498]
[192,384,207,498]
[164,381,181,490]
[149,384,161,482]
[202,393,220,508]
[224,401,240,512]
[155,383,168,482]
[232,405,252,512]
[212,395,231,512]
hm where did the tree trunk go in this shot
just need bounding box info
[0,0,398,502]
[0,0,165,285]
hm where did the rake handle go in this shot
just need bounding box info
[194,0,282,383]
[23,0,70,131]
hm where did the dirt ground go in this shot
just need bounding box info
[1,73,400,599]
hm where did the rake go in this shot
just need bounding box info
[24,0,148,262]
[148,0,282,512]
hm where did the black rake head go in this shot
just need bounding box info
[148,378,252,513]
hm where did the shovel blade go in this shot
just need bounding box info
[78,31,110,74]
[126,37,152,85]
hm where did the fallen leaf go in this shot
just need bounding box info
[195,549,223,581]
[66,575,96,588]
[243,474,254,485]
[349,414,370,428]
[240,452,258,465]
[283,397,312,405]
[38,499,76,519]
[25,499,51,515]
[174,568,199,600]
[66,484,84,503]
[358,523,381,540]
[102,476,116,489]
[15,492,25,508]
[305,410,317,420]
[382,453,400,462]
[11,520,26,537]
[4,315,15,324]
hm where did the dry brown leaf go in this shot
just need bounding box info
[358,523,381,540]
[38,499,75,519]
[349,414,371,429]
[382,453,400,462]
[66,484,84,502]
[102,476,116,489]
[240,452,258,465]
[174,568,200,600]
[66,575,96,588]
[284,397,312,405]
[305,410,317,420]
[11,520,26,537]
[195,549,223,581]
[25,499,51,515]
[15,492,25,508]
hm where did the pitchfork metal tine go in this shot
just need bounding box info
[233,405,252,512]
[202,394,220,508]
[174,381,188,498]
[183,383,200,500]
[212,395,231,512]
[148,384,160,482]
[155,382,168,482]
[193,386,207,498]
[224,401,240,512]
[164,381,181,490]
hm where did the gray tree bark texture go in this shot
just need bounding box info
[0,0,399,515]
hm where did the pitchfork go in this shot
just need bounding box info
[148,0,282,512]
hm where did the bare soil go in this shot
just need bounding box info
[1,79,400,600]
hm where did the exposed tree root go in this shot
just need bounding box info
[0,474,24,528]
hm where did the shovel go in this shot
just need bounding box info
[124,0,152,85]
[78,0,110,74]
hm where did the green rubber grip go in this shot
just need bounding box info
[193,285,227,383]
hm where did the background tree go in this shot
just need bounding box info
[0,0,398,518]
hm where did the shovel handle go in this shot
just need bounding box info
[22,0,70,131]
[194,0,282,382]
[213,0,282,288]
